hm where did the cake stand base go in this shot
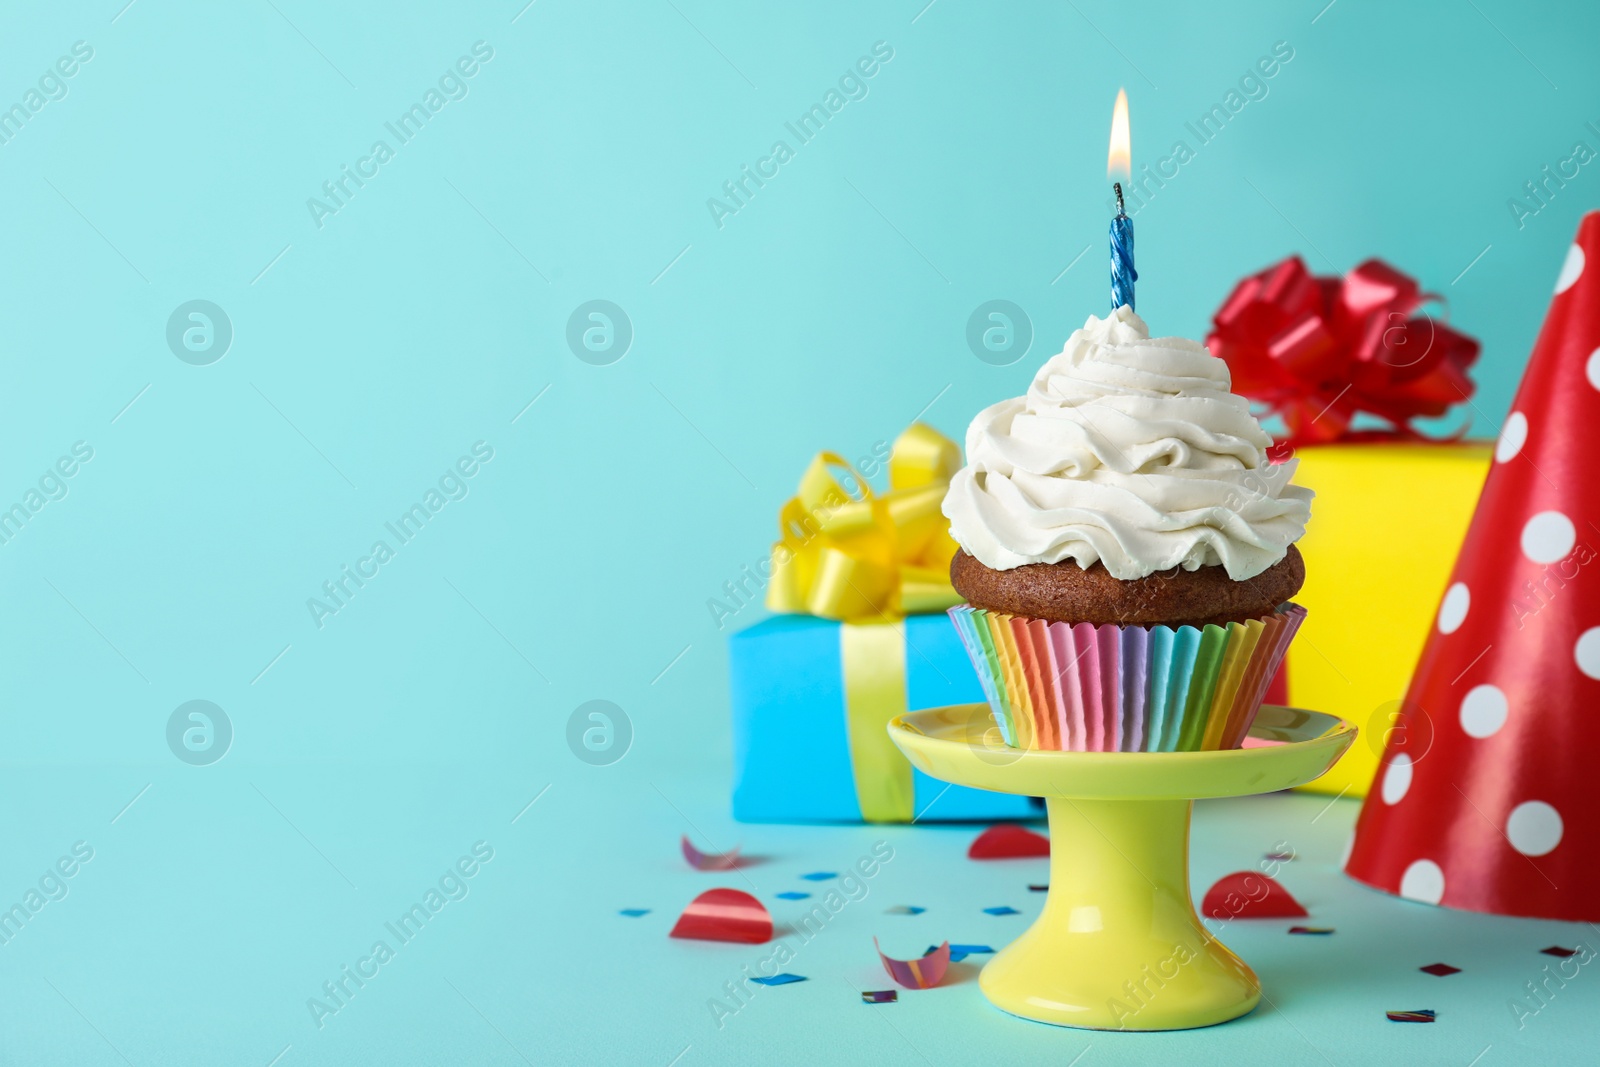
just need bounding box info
[982,796,1256,1030]
[888,704,1356,1031]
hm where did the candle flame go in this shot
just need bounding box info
[1107,88,1131,180]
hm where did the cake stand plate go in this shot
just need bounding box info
[888,704,1357,1031]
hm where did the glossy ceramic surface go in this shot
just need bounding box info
[888,705,1356,1030]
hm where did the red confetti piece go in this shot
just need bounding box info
[1541,946,1579,958]
[680,835,740,871]
[1386,1009,1436,1023]
[967,825,1050,859]
[669,888,772,944]
[1288,926,1334,935]
[875,938,951,990]
[1201,871,1309,920]
[1420,963,1461,976]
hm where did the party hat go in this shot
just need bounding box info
[1344,211,1600,920]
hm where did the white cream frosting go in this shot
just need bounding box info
[942,307,1312,581]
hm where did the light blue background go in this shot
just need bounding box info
[1,1,1596,1064]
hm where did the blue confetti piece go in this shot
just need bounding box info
[931,943,995,963]
[983,906,1020,916]
[750,973,807,986]
[618,909,650,917]
[885,905,925,915]
[800,872,837,881]
[775,891,811,901]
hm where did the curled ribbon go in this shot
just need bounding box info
[766,423,963,621]
[1206,256,1480,447]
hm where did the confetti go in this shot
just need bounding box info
[968,825,1050,859]
[1288,926,1334,935]
[885,905,925,915]
[983,906,1020,916]
[1264,851,1296,862]
[680,835,741,872]
[862,990,898,1004]
[1420,963,1461,977]
[1201,872,1308,920]
[1386,1009,1436,1023]
[669,889,773,944]
[875,938,951,989]
[775,892,810,901]
[1028,884,1049,892]
[618,908,650,918]
[1541,946,1579,958]
[750,973,807,987]
[800,872,837,881]
[932,944,994,963]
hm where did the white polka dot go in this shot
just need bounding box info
[1399,859,1445,904]
[1381,753,1413,804]
[1460,684,1508,738]
[1506,800,1563,856]
[1438,583,1470,634]
[1556,243,1585,294]
[1589,348,1600,393]
[1521,511,1576,565]
[1577,628,1600,680]
[1496,412,1528,462]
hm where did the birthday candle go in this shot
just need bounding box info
[1108,88,1137,311]
[1111,190,1136,312]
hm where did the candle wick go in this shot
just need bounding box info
[1113,181,1126,217]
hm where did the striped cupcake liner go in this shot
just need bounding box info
[947,603,1307,752]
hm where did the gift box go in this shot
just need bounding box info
[1208,255,1488,797]
[730,613,1037,822]
[1280,442,1490,795]
[727,422,1036,823]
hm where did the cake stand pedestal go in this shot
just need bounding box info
[888,703,1356,1031]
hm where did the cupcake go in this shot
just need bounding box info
[941,306,1313,752]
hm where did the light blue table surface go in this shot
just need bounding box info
[4,0,1599,1063]
[7,772,1596,1066]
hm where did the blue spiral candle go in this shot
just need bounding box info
[1110,181,1137,312]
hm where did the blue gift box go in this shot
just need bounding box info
[729,613,1039,823]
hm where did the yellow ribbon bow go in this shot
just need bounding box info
[766,422,964,621]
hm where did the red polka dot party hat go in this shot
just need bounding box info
[1345,211,1600,920]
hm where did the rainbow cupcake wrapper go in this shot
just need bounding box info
[948,603,1307,752]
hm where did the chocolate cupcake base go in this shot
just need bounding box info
[950,545,1305,628]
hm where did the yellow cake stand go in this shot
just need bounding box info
[888,703,1356,1031]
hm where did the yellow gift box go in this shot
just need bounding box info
[1286,442,1491,796]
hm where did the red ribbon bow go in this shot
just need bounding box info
[1205,256,1480,447]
